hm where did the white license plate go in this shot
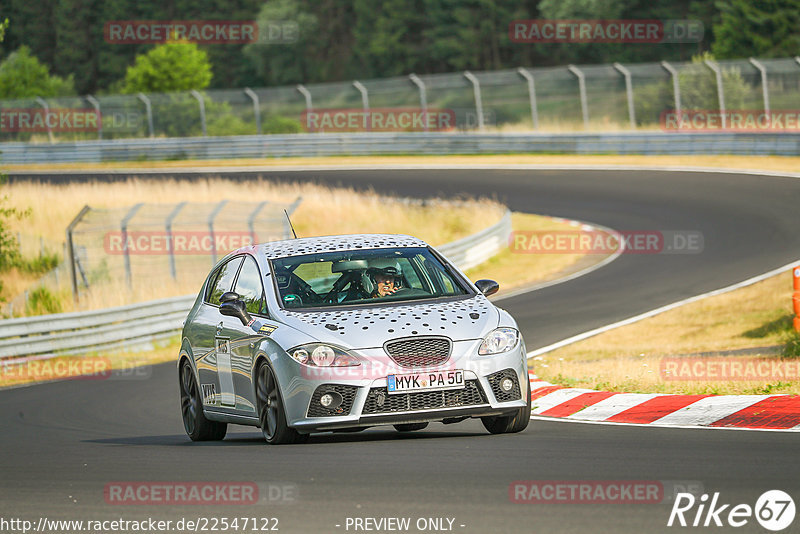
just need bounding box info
[387,370,465,394]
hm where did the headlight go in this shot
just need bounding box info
[288,343,360,367]
[478,328,519,355]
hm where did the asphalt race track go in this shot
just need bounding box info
[3,168,800,533]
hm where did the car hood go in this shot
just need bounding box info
[275,295,499,349]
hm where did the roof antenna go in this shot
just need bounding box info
[284,209,298,239]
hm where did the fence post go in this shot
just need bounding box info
[661,61,682,120]
[704,59,727,129]
[121,203,144,289]
[34,97,54,143]
[748,58,770,117]
[463,71,485,131]
[243,88,262,135]
[408,74,428,132]
[190,90,207,136]
[66,205,91,301]
[208,200,229,266]
[296,84,312,131]
[613,62,636,129]
[567,65,589,129]
[517,67,539,130]
[353,80,369,131]
[247,201,268,245]
[165,201,186,280]
[137,93,154,138]
[85,95,102,140]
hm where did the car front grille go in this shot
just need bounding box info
[307,384,358,417]
[487,369,522,402]
[362,380,487,415]
[384,336,452,368]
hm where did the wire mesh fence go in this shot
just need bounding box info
[3,56,800,143]
[65,198,301,301]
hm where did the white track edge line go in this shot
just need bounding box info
[528,415,800,433]
[526,257,800,358]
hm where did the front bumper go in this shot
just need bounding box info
[277,339,528,432]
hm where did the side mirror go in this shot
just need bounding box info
[219,292,253,326]
[474,279,499,297]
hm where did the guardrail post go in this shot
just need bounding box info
[247,201,268,245]
[137,93,154,138]
[661,61,682,120]
[704,59,727,129]
[190,90,207,136]
[463,71,485,131]
[34,97,54,143]
[748,58,770,117]
[66,205,91,301]
[408,74,428,132]
[165,201,186,280]
[208,200,229,265]
[613,62,636,129]
[121,203,144,289]
[353,80,369,131]
[243,88,262,135]
[85,95,102,140]
[567,65,589,129]
[517,67,539,130]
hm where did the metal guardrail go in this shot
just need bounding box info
[2,131,800,164]
[0,210,512,361]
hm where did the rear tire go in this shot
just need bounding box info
[394,422,429,432]
[179,360,227,441]
[255,360,308,444]
[481,374,531,435]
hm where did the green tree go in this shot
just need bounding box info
[120,41,212,94]
[712,0,800,58]
[0,46,75,99]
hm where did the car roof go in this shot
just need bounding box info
[257,234,429,260]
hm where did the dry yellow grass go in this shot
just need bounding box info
[1,178,506,313]
[466,213,600,295]
[534,271,800,395]
[7,154,800,176]
[2,178,598,316]
[0,336,179,388]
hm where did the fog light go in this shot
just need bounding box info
[319,391,342,410]
[500,378,514,392]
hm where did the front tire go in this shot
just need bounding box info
[481,374,531,434]
[255,360,308,445]
[179,360,227,441]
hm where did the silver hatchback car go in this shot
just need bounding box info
[178,234,530,444]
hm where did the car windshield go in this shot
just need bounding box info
[270,247,470,309]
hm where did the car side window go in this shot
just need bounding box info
[206,256,244,306]
[234,256,266,315]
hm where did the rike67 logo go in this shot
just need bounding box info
[668,490,795,531]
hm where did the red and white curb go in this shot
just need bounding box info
[527,372,800,431]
